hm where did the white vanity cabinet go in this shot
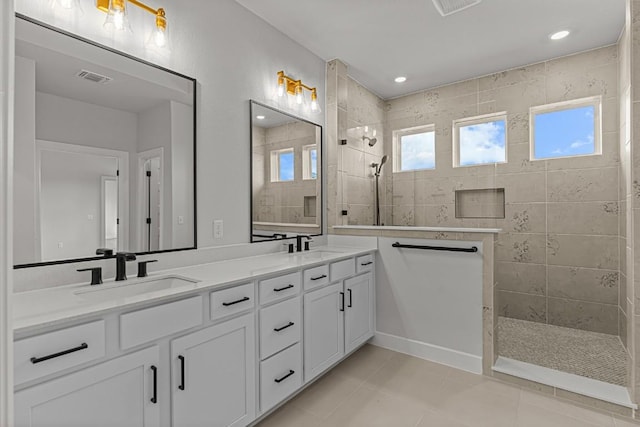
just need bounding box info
[14,250,376,427]
[171,313,255,427]
[303,260,375,382]
[14,346,160,427]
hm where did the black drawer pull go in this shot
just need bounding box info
[274,370,295,383]
[222,296,250,306]
[274,284,294,292]
[348,288,353,308]
[274,322,295,332]
[150,365,158,404]
[178,355,185,390]
[360,261,373,266]
[30,343,88,364]
[340,292,345,312]
[310,274,327,281]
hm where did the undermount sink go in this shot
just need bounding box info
[74,275,200,301]
[293,250,342,259]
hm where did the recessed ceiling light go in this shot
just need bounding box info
[550,30,570,40]
[256,115,266,120]
[394,76,407,83]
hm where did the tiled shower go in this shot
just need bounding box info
[329,42,629,387]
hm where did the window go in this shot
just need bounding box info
[270,148,294,182]
[454,113,507,167]
[393,125,436,172]
[530,96,601,160]
[302,145,317,180]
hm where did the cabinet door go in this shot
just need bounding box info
[14,346,160,427]
[171,313,255,427]
[345,273,374,354]
[303,282,344,382]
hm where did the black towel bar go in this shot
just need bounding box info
[392,242,478,253]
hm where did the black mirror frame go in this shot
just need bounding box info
[13,13,198,269]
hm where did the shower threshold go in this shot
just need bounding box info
[493,356,635,409]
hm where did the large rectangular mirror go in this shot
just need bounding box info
[14,15,196,267]
[250,101,322,242]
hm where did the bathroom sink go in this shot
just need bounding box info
[74,275,200,301]
[294,250,342,260]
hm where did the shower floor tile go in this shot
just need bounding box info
[498,317,628,386]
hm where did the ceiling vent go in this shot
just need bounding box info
[432,0,482,16]
[76,69,112,84]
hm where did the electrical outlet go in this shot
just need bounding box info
[213,220,223,239]
[178,216,184,225]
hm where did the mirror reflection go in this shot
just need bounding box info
[251,101,322,242]
[14,17,196,266]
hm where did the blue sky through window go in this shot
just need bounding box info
[534,106,595,159]
[459,120,506,166]
[400,131,435,171]
[310,149,317,179]
[279,151,294,181]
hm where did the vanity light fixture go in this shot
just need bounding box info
[97,0,168,48]
[276,70,321,113]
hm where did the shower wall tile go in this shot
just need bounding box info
[547,234,618,270]
[497,290,546,323]
[496,233,547,264]
[503,203,546,233]
[478,63,546,91]
[478,78,547,114]
[547,202,619,236]
[547,167,619,202]
[495,261,546,295]
[495,172,546,203]
[547,266,618,305]
[547,297,618,335]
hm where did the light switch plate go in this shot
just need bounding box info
[213,220,223,239]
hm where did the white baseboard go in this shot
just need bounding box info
[371,332,482,374]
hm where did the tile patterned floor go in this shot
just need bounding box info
[498,316,628,386]
[256,344,638,427]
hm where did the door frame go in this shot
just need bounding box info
[136,148,164,252]
[35,140,129,259]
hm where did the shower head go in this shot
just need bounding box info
[380,155,388,166]
[363,136,378,147]
[371,155,388,176]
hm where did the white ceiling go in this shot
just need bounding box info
[234,0,625,99]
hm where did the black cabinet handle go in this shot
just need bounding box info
[274,322,295,332]
[348,289,353,308]
[274,370,295,383]
[310,274,327,281]
[222,296,250,306]
[339,292,345,312]
[274,284,294,292]
[150,365,158,404]
[178,355,185,390]
[30,343,88,364]
[360,261,373,266]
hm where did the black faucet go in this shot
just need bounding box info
[115,252,137,281]
[295,235,312,252]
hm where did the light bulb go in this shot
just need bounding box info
[296,90,303,105]
[113,10,124,30]
[277,81,285,97]
[154,28,166,47]
[311,99,319,112]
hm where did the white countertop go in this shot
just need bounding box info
[13,245,376,334]
[333,225,502,234]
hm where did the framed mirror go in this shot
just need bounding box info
[250,101,322,242]
[14,15,196,268]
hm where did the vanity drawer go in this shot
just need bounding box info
[15,320,106,385]
[121,296,202,350]
[303,265,330,291]
[260,297,301,360]
[259,272,301,306]
[260,343,302,412]
[356,254,374,273]
[330,258,356,282]
[210,282,255,320]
